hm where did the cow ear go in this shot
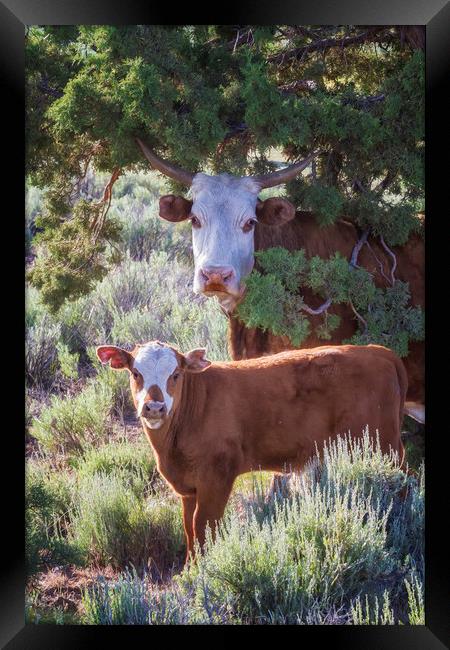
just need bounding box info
[159,195,193,222]
[183,348,211,373]
[255,197,296,226]
[96,346,132,370]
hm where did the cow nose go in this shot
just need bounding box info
[143,401,167,418]
[200,266,235,284]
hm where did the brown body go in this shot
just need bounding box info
[98,342,407,561]
[229,212,424,405]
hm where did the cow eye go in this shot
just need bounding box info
[243,218,257,233]
[191,215,201,229]
[173,370,181,381]
[132,370,139,379]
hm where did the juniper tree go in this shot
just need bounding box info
[26,25,424,353]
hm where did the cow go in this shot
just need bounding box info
[96,339,407,563]
[136,140,425,425]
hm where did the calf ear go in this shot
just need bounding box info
[96,346,132,370]
[159,195,193,222]
[256,197,296,226]
[183,348,212,373]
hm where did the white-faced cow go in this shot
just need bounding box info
[97,340,407,562]
[137,140,424,425]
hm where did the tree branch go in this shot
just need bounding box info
[342,93,385,111]
[225,28,255,51]
[349,300,368,334]
[365,240,392,285]
[268,27,394,65]
[350,229,370,268]
[91,167,122,241]
[379,236,397,286]
[301,297,332,315]
[374,171,395,192]
[278,79,318,94]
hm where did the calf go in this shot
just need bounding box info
[96,341,407,562]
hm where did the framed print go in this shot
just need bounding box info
[1,0,448,646]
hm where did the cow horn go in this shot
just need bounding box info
[136,138,195,187]
[251,151,321,189]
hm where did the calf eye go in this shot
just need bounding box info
[191,215,201,229]
[243,218,257,233]
[132,370,139,379]
[173,370,181,381]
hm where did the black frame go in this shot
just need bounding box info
[3,1,449,646]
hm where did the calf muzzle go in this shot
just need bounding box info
[141,401,167,419]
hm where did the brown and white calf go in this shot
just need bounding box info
[97,341,407,562]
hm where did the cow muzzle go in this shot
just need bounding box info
[140,401,167,428]
[197,265,242,298]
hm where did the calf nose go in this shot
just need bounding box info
[143,401,167,418]
[200,266,235,285]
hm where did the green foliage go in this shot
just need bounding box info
[404,573,425,625]
[26,595,82,625]
[82,568,198,625]
[56,342,80,380]
[91,358,135,419]
[350,571,424,625]
[82,431,424,625]
[346,281,425,357]
[71,473,184,570]
[236,247,312,346]
[237,247,424,357]
[302,182,345,226]
[73,439,157,494]
[241,57,293,149]
[31,379,115,456]
[26,461,83,574]
[26,26,424,309]
[53,248,229,362]
[28,196,123,314]
[25,314,61,388]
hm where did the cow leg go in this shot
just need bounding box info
[193,479,235,551]
[182,495,197,564]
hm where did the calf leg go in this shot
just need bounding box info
[267,473,291,501]
[182,495,197,564]
[193,479,235,550]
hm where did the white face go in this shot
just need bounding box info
[189,173,261,308]
[133,342,178,428]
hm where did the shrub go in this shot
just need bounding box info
[88,353,135,418]
[56,251,229,361]
[110,185,192,263]
[82,570,192,625]
[71,472,184,570]
[181,431,423,625]
[350,571,424,625]
[25,314,61,389]
[82,568,228,625]
[82,431,424,625]
[181,485,395,623]
[73,438,157,494]
[26,460,83,574]
[56,342,80,380]
[31,379,114,456]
